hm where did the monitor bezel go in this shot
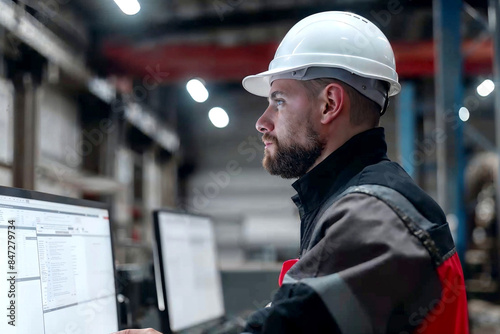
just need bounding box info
[0,185,121,330]
[153,208,225,334]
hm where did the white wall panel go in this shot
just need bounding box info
[0,78,14,165]
[0,166,12,186]
[37,85,80,168]
[35,177,80,198]
[188,167,299,251]
[187,168,295,215]
[242,215,300,248]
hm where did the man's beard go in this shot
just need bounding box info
[262,127,324,179]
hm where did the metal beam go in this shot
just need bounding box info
[0,1,89,82]
[87,0,496,41]
[433,0,466,260]
[102,39,494,83]
[0,0,115,103]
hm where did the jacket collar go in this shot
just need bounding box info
[291,127,388,215]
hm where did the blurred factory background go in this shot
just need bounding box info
[1,0,500,332]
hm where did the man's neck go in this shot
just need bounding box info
[307,124,377,173]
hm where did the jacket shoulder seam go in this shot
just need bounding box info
[330,185,448,266]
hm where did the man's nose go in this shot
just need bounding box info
[256,107,274,133]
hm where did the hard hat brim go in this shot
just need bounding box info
[242,67,295,97]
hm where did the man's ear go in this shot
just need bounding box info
[320,83,346,125]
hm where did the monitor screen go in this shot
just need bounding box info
[153,210,224,332]
[0,187,118,334]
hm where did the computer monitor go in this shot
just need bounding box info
[153,209,225,333]
[0,186,119,333]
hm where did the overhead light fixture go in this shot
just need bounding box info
[209,107,229,128]
[186,79,209,103]
[113,0,141,15]
[477,79,495,97]
[458,107,470,122]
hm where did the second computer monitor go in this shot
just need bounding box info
[153,210,225,333]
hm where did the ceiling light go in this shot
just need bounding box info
[477,79,495,97]
[458,107,469,122]
[209,107,229,128]
[186,79,209,103]
[113,0,141,16]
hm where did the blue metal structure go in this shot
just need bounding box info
[396,82,417,180]
[433,0,466,261]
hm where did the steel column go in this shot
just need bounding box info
[0,27,5,78]
[433,0,466,260]
[397,81,417,180]
[12,73,37,189]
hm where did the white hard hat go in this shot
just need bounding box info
[242,11,401,113]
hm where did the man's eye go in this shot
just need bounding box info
[276,100,284,106]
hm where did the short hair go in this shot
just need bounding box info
[299,78,381,128]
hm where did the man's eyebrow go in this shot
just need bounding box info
[268,91,286,101]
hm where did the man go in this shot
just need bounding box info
[116,11,468,334]
[239,11,468,334]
